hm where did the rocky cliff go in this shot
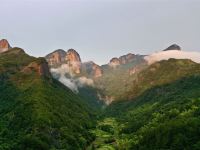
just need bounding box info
[0,39,11,53]
[22,58,51,77]
[109,53,139,68]
[119,53,135,64]
[45,49,66,67]
[45,49,82,74]
[66,49,82,74]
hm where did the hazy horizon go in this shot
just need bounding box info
[1,0,200,64]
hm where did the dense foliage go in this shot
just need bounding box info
[122,58,200,100]
[1,48,200,150]
[88,59,200,150]
[0,48,95,150]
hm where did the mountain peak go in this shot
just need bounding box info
[119,53,135,64]
[109,57,121,68]
[0,39,11,53]
[66,49,81,74]
[45,49,66,67]
[109,53,136,68]
[66,49,81,62]
[164,44,181,51]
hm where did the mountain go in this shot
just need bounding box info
[145,49,200,65]
[45,49,146,105]
[89,59,200,149]
[45,49,81,74]
[0,39,11,53]
[1,40,200,150]
[45,49,66,67]
[95,54,146,104]
[120,58,200,100]
[109,57,121,68]
[46,49,102,78]
[109,53,140,68]
[82,61,103,78]
[45,44,200,106]
[164,44,181,51]
[0,47,95,149]
[66,49,82,74]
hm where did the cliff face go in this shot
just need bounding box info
[109,53,138,68]
[45,49,82,74]
[0,39,11,53]
[22,58,51,77]
[45,49,66,67]
[66,49,81,62]
[66,49,82,74]
[119,53,135,64]
[92,63,103,78]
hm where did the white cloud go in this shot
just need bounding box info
[145,50,200,65]
[50,64,94,92]
[59,75,78,93]
[76,77,94,87]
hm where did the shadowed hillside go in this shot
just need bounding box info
[88,59,200,149]
[0,48,95,150]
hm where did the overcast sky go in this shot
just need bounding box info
[1,0,200,64]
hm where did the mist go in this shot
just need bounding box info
[145,50,200,65]
[50,64,94,92]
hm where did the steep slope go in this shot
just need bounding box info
[94,54,146,104]
[0,48,95,150]
[121,58,200,100]
[89,59,200,149]
[45,49,66,67]
[163,44,181,51]
[45,49,82,74]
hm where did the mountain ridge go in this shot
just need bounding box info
[0,46,95,149]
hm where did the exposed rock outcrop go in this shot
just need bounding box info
[66,49,82,74]
[45,49,66,67]
[0,39,11,53]
[109,57,121,68]
[164,44,181,51]
[109,53,137,68]
[92,63,103,78]
[66,49,81,62]
[22,58,51,77]
[119,53,135,64]
[45,49,82,74]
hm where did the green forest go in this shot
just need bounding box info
[87,59,200,150]
[0,48,95,150]
[0,48,200,150]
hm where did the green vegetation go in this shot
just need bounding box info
[1,48,200,150]
[0,48,95,150]
[78,86,104,110]
[94,56,146,100]
[121,58,200,100]
[87,118,119,150]
[95,59,200,149]
[100,75,200,149]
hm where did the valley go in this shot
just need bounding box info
[0,39,200,150]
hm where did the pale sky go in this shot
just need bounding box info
[1,0,200,65]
